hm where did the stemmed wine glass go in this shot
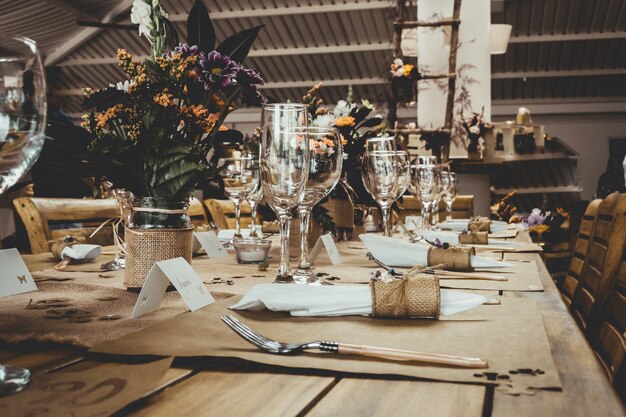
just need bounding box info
[0,35,46,395]
[218,156,259,240]
[246,183,263,239]
[415,162,440,230]
[293,126,343,284]
[259,103,310,283]
[442,172,458,220]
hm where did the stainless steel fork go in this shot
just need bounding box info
[221,315,488,368]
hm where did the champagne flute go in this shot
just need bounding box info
[0,35,46,396]
[443,172,458,220]
[219,156,259,240]
[293,126,343,284]
[417,156,438,226]
[259,103,310,283]
[415,163,439,230]
[246,182,263,239]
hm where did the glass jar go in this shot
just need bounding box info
[128,197,191,229]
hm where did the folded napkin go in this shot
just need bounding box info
[230,283,488,317]
[437,219,510,233]
[360,234,512,269]
[218,229,251,242]
[60,244,102,263]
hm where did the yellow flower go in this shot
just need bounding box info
[153,90,173,107]
[403,64,414,77]
[335,116,355,127]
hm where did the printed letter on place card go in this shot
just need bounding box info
[0,248,37,298]
[131,257,214,318]
[309,233,343,265]
[193,231,228,258]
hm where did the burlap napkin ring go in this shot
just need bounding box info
[50,236,78,271]
[459,231,489,245]
[370,275,440,319]
[468,216,491,233]
[427,246,475,271]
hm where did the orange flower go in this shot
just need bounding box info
[335,116,355,127]
[556,207,569,219]
[403,64,414,77]
[153,90,173,107]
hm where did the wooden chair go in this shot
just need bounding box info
[189,197,209,227]
[395,195,474,223]
[203,199,252,230]
[587,242,626,400]
[13,197,119,254]
[559,199,602,306]
[570,193,626,331]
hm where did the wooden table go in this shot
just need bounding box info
[2,232,624,416]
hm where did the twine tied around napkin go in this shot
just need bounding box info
[458,231,489,245]
[370,272,441,319]
[50,236,78,271]
[468,217,491,233]
[427,246,475,272]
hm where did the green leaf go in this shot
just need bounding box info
[162,17,180,49]
[216,26,263,62]
[187,0,215,53]
[358,117,383,128]
[153,160,205,200]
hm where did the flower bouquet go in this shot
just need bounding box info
[389,58,419,103]
[81,0,265,287]
[461,108,492,159]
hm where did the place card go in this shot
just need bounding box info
[0,248,37,299]
[131,257,214,319]
[194,231,228,258]
[405,216,421,229]
[309,233,343,265]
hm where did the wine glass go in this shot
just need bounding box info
[259,103,310,283]
[293,126,343,284]
[218,156,259,240]
[415,163,440,230]
[443,172,458,220]
[0,35,46,396]
[363,149,401,236]
[246,182,263,239]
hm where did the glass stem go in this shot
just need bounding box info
[422,201,430,230]
[298,206,312,269]
[233,199,242,238]
[446,198,453,221]
[277,213,292,278]
[249,200,258,238]
[380,203,391,237]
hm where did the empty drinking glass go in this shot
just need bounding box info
[363,149,402,236]
[293,126,343,284]
[415,163,440,229]
[246,182,263,239]
[219,156,259,240]
[442,172,458,220]
[259,103,310,283]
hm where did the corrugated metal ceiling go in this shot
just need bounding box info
[1,0,624,116]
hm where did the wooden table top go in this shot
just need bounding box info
[2,232,625,417]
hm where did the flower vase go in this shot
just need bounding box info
[124,197,194,289]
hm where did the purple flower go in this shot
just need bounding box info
[196,51,239,89]
[236,66,264,87]
[170,43,199,58]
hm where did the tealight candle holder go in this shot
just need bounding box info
[232,239,272,264]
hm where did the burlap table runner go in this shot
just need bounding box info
[0,281,233,348]
[370,276,440,319]
[458,231,489,245]
[90,297,562,392]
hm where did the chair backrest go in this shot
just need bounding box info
[395,195,474,223]
[559,199,602,306]
[570,193,626,330]
[188,197,209,227]
[13,197,119,254]
[588,243,626,400]
[203,199,252,230]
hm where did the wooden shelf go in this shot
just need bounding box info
[491,185,583,195]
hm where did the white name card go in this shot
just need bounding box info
[0,248,37,298]
[131,257,214,319]
[309,233,343,265]
[194,231,228,258]
[405,216,421,230]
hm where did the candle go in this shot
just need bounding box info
[239,249,266,263]
[233,239,271,264]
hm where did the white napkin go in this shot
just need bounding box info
[437,219,510,233]
[60,244,101,263]
[218,229,251,242]
[230,284,489,317]
[359,234,512,269]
